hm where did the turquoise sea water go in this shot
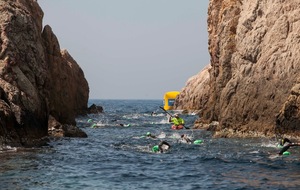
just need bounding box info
[1,99,300,190]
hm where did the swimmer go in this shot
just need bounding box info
[119,123,131,127]
[152,141,171,153]
[278,138,292,147]
[146,132,156,138]
[151,111,157,116]
[179,134,192,144]
[278,138,300,155]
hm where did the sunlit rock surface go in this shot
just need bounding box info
[176,0,300,138]
[0,0,89,146]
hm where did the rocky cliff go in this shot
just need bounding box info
[0,0,88,147]
[176,0,300,138]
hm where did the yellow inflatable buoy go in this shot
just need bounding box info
[163,91,180,110]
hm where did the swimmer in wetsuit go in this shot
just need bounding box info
[152,141,171,153]
[278,138,300,155]
[179,134,192,144]
[278,138,292,147]
[146,132,156,138]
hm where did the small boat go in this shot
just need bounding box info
[171,125,184,130]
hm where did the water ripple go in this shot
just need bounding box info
[1,100,300,190]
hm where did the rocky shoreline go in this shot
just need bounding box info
[2,0,300,148]
[175,0,300,139]
[0,0,89,147]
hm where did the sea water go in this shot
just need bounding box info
[0,99,300,190]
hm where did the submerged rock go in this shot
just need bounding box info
[48,115,87,138]
[87,104,103,114]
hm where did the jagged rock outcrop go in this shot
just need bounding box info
[42,25,89,125]
[275,77,300,137]
[48,115,87,138]
[87,104,103,114]
[176,0,300,138]
[0,0,89,146]
[175,65,211,113]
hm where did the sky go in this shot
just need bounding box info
[38,0,210,99]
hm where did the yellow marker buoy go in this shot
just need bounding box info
[163,91,180,110]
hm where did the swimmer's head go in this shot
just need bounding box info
[152,145,159,152]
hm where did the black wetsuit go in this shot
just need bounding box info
[146,134,156,138]
[180,134,192,144]
[279,138,292,146]
[158,141,171,152]
[279,143,300,155]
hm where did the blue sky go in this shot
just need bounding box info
[38,0,210,99]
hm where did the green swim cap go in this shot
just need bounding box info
[146,132,151,136]
[193,140,203,144]
[87,119,93,123]
[283,151,290,155]
[152,145,159,152]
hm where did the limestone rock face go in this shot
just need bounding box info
[176,0,300,138]
[175,65,211,112]
[0,0,88,146]
[42,25,89,125]
[275,77,300,137]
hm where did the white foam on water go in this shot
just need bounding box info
[268,154,280,159]
[260,142,277,148]
[157,132,166,139]
[123,114,141,119]
[0,145,17,153]
[95,123,107,127]
[158,118,169,124]
[170,133,181,139]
